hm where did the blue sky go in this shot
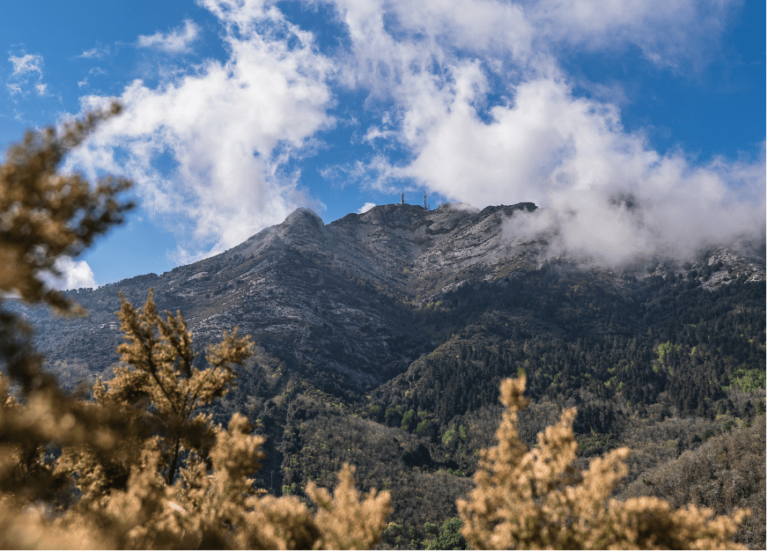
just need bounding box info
[1,0,765,287]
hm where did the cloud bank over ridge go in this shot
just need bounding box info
[67,0,764,266]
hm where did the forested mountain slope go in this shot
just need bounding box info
[13,202,766,549]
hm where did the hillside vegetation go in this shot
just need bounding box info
[1,108,764,549]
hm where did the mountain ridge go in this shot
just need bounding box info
[12,201,765,396]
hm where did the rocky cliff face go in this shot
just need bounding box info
[11,202,765,395]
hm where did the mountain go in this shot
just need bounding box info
[11,202,767,549]
[17,202,763,390]
[16,202,545,391]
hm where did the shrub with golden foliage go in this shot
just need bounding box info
[0,102,133,315]
[1,103,136,515]
[458,373,751,550]
[57,288,255,503]
[1,289,392,549]
[1,290,392,549]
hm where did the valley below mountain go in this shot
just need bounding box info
[13,201,767,549]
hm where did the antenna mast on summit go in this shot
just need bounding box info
[401,192,404,205]
[423,192,427,210]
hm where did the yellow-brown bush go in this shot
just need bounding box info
[458,373,750,549]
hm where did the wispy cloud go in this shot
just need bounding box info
[357,202,376,213]
[77,67,107,89]
[137,19,201,54]
[7,51,48,96]
[527,0,738,71]
[9,52,43,76]
[362,126,396,144]
[79,44,110,59]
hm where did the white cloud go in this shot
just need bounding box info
[6,51,48,97]
[77,67,107,89]
[69,0,333,263]
[529,0,738,69]
[332,0,738,87]
[41,257,98,291]
[79,45,110,59]
[362,126,396,144]
[397,76,765,265]
[137,19,201,53]
[357,202,376,213]
[9,52,43,76]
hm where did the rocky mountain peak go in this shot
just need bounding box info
[282,207,325,229]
